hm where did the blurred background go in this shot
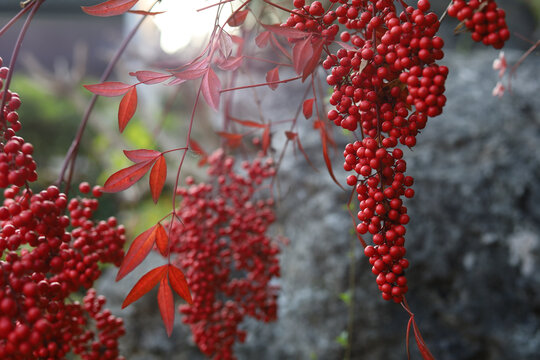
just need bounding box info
[0,1,539,359]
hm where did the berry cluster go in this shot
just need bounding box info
[285,0,339,43]
[283,0,448,302]
[0,183,126,359]
[448,0,509,49]
[0,58,37,188]
[167,149,280,360]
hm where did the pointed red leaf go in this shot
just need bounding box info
[174,68,208,80]
[302,37,324,81]
[118,86,137,133]
[128,10,165,16]
[266,66,280,91]
[201,68,221,110]
[103,159,154,193]
[189,139,208,166]
[84,81,132,97]
[217,56,244,71]
[262,24,308,39]
[319,125,344,190]
[262,126,270,155]
[412,320,436,360]
[123,149,161,163]
[217,29,233,58]
[255,31,270,48]
[81,0,138,17]
[217,132,243,148]
[155,224,169,256]
[158,276,175,337]
[149,155,167,203]
[121,265,167,308]
[227,9,249,27]
[116,225,159,281]
[230,117,266,128]
[295,134,317,171]
[169,265,192,304]
[292,35,313,75]
[231,35,244,56]
[129,71,171,85]
[303,98,314,119]
[285,131,297,140]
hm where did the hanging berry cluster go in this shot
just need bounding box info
[167,149,280,360]
[447,0,509,49]
[283,0,448,302]
[0,65,126,359]
[0,59,37,188]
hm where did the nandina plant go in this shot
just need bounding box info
[0,0,515,359]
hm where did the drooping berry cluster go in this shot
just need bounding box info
[167,149,280,360]
[0,58,37,188]
[0,77,126,358]
[283,0,448,302]
[0,183,126,359]
[448,0,510,49]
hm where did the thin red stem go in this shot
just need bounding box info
[0,2,32,38]
[56,2,159,193]
[197,0,235,12]
[220,75,302,93]
[508,39,540,92]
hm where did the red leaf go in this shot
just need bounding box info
[262,126,270,155]
[83,81,132,97]
[201,68,221,110]
[296,133,317,171]
[302,37,324,81]
[230,117,266,128]
[149,155,167,203]
[168,265,192,304]
[292,35,313,75]
[128,10,165,15]
[319,125,344,190]
[158,276,175,337]
[155,224,169,257]
[231,35,244,56]
[129,71,171,85]
[303,98,314,119]
[217,132,243,148]
[262,24,308,39]
[285,131,297,140]
[217,56,244,71]
[413,320,436,360]
[227,9,249,27]
[103,160,154,193]
[121,265,167,308]
[116,225,159,281]
[217,29,233,58]
[123,149,161,163]
[81,0,138,17]
[171,68,208,84]
[189,139,208,166]
[255,31,270,48]
[266,67,280,91]
[118,86,137,133]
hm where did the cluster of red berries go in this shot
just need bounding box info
[0,183,126,359]
[167,149,280,360]
[283,0,449,302]
[0,58,37,188]
[448,0,509,49]
[285,0,339,43]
